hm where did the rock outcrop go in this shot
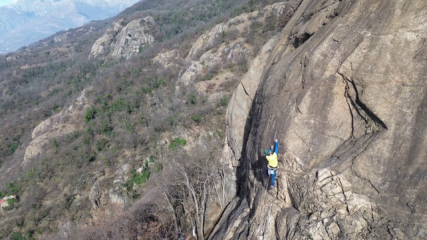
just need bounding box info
[22,89,91,167]
[185,2,288,61]
[176,2,290,99]
[89,17,155,59]
[211,0,427,239]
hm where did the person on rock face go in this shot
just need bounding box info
[265,138,278,189]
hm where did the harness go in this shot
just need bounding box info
[267,166,277,175]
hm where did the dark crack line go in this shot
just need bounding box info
[240,82,252,100]
[349,135,381,194]
[321,70,387,194]
[336,177,351,215]
[300,56,308,89]
[350,168,380,194]
[294,131,314,158]
[320,131,345,141]
[340,74,355,138]
[339,71,388,134]
[348,78,387,130]
[387,225,395,239]
[236,100,249,115]
[413,38,426,60]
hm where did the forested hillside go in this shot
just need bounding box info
[0,0,289,239]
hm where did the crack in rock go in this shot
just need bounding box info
[240,82,252,101]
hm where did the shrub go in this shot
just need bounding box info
[154,78,166,88]
[217,130,224,138]
[153,162,163,173]
[188,92,197,105]
[86,155,96,162]
[140,113,147,126]
[7,182,19,194]
[12,232,25,240]
[26,231,34,240]
[86,126,93,135]
[110,98,133,113]
[104,158,111,167]
[192,114,200,123]
[26,168,35,179]
[9,141,19,155]
[134,170,150,185]
[102,124,112,135]
[6,198,17,209]
[125,119,135,133]
[124,169,150,191]
[96,138,109,151]
[203,75,213,81]
[84,107,97,123]
[220,96,228,106]
[52,138,58,149]
[169,137,186,150]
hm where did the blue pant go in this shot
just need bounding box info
[266,168,276,188]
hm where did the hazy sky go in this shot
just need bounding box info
[0,0,13,7]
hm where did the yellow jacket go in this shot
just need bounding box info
[266,153,278,168]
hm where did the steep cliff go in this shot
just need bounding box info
[212,0,427,239]
[2,0,426,239]
[0,1,294,238]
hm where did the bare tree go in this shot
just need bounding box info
[171,154,218,240]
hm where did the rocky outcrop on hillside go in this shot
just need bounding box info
[211,0,427,239]
[22,88,91,167]
[89,17,155,59]
[186,2,288,61]
[176,2,291,100]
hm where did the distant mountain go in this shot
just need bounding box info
[0,0,140,53]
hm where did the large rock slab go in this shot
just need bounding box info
[211,0,427,239]
[226,35,279,162]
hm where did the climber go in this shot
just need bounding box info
[265,138,278,189]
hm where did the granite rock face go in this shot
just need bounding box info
[211,0,427,239]
[89,17,155,59]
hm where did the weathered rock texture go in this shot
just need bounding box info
[176,2,290,98]
[22,89,91,167]
[211,0,427,239]
[89,17,155,59]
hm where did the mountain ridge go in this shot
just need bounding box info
[0,0,140,53]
